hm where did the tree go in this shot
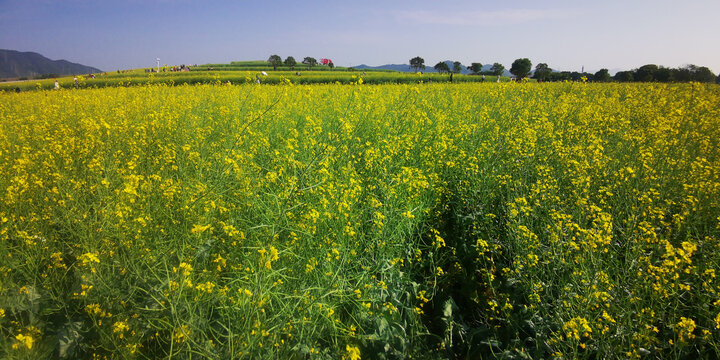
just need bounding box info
[673,67,693,82]
[467,63,483,75]
[716,73,720,84]
[614,71,634,82]
[692,66,716,83]
[434,61,450,74]
[268,54,282,70]
[655,67,673,82]
[671,64,716,83]
[510,58,532,79]
[410,56,426,72]
[570,72,592,81]
[636,64,658,82]
[328,62,335,71]
[534,63,552,81]
[302,57,317,70]
[490,63,505,76]
[594,68,611,82]
[549,71,572,82]
[284,56,296,70]
[452,61,463,74]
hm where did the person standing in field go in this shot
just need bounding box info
[54,80,60,89]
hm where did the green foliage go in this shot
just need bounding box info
[452,61,463,74]
[302,57,317,70]
[410,56,426,72]
[510,58,532,79]
[267,54,282,70]
[613,64,716,83]
[655,66,674,82]
[614,71,634,82]
[467,63,483,75]
[594,68,611,82]
[434,62,450,74]
[0,70,501,92]
[284,56,296,70]
[691,65,716,82]
[491,63,505,76]
[533,63,552,81]
[636,64,658,82]
[1,82,720,359]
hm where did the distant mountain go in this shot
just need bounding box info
[0,49,102,79]
[353,63,415,72]
[352,61,511,76]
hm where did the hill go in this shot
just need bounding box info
[0,49,102,79]
[352,63,415,72]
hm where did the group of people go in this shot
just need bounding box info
[145,64,196,73]
[170,64,191,72]
[53,73,98,90]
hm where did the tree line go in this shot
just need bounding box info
[267,54,719,83]
[612,64,717,83]
[408,56,719,83]
[410,56,506,76]
[267,55,334,71]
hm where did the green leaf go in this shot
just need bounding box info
[442,298,455,320]
[58,321,83,358]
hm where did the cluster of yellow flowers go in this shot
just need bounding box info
[1,81,718,358]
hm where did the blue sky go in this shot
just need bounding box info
[2,0,719,74]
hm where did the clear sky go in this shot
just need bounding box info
[2,0,719,74]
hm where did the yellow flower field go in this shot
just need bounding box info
[1,82,719,358]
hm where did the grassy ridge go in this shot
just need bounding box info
[1,82,719,358]
[1,68,507,92]
[202,61,360,72]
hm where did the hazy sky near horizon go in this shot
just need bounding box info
[2,0,719,74]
